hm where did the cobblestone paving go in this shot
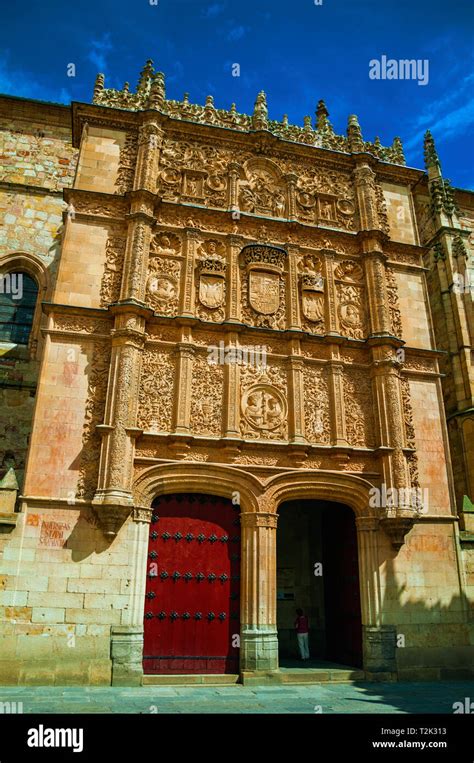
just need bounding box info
[0,682,472,714]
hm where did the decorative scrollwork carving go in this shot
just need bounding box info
[100,235,126,306]
[344,370,375,448]
[138,347,175,432]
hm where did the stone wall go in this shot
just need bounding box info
[0,97,78,491]
[0,506,146,685]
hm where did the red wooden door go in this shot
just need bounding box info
[143,494,241,674]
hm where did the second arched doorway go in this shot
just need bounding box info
[277,499,363,669]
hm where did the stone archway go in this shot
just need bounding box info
[112,465,394,684]
[277,499,363,669]
[262,471,395,677]
[110,463,264,684]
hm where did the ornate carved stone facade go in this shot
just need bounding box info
[1,63,472,686]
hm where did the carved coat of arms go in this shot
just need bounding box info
[196,241,227,312]
[301,273,325,324]
[199,275,225,309]
[302,291,324,322]
[249,271,280,315]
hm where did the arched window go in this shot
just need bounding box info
[0,272,39,345]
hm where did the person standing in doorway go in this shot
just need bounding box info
[295,608,310,660]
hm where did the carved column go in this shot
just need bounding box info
[93,131,156,537]
[133,120,164,193]
[92,310,146,537]
[288,353,305,444]
[322,250,339,334]
[111,508,151,685]
[119,210,154,303]
[356,516,397,674]
[286,243,301,330]
[356,516,382,627]
[173,344,195,434]
[181,228,199,316]
[353,161,379,232]
[119,119,161,304]
[223,331,241,438]
[240,508,279,673]
[284,173,297,221]
[372,351,410,489]
[228,162,241,211]
[226,234,244,323]
[328,360,348,446]
[363,249,392,336]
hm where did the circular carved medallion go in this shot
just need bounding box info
[339,302,361,327]
[147,275,177,305]
[337,199,355,216]
[241,385,287,432]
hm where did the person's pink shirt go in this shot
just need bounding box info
[295,615,309,634]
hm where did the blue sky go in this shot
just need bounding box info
[1,0,473,187]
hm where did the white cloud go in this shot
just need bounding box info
[0,53,69,103]
[87,34,113,74]
[404,72,474,152]
[227,25,246,42]
[203,2,225,18]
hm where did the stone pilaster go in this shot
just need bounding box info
[356,516,382,627]
[353,161,379,232]
[133,121,164,193]
[328,359,348,446]
[181,228,199,316]
[173,344,195,433]
[322,250,339,334]
[371,352,410,490]
[110,626,145,686]
[223,331,241,437]
[119,210,154,303]
[288,351,305,444]
[93,154,154,538]
[286,243,301,330]
[228,162,241,212]
[240,509,279,672]
[111,509,151,685]
[363,248,392,336]
[284,173,297,221]
[92,310,147,537]
[362,625,397,675]
[357,515,395,676]
[226,234,244,322]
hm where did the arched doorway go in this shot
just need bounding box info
[277,500,362,669]
[142,493,241,675]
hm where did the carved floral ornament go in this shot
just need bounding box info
[155,135,360,229]
[158,141,228,207]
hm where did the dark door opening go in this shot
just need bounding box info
[277,500,362,669]
[143,493,241,674]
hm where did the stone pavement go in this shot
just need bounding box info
[0,681,472,714]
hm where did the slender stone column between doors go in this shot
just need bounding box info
[240,510,279,672]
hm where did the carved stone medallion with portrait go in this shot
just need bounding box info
[241,384,287,436]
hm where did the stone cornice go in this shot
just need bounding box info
[71,100,418,180]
